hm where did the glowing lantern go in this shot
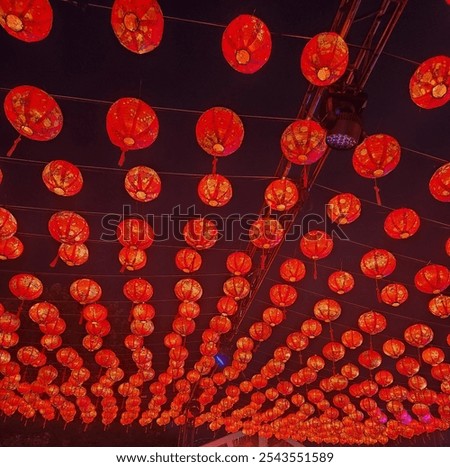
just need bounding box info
[0,208,17,240]
[280,119,327,165]
[422,347,444,366]
[327,193,361,224]
[42,160,83,197]
[264,178,299,211]
[269,284,297,307]
[357,311,387,335]
[210,315,232,335]
[341,363,359,380]
[286,332,309,351]
[83,334,103,351]
[429,162,450,202]
[174,278,203,302]
[262,307,285,327]
[0,236,23,260]
[384,208,420,239]
[0,0,53,42]
[327,270,354,295]
[111,0,164,54]
[300,32,349,86]
[322,342,345,362]
[118,246,147,272]
[300,230,333,278]
[48,211,89,245]
[9,273,43,307]
[28,302,59,324]
[217,296,238,316]
[396,357,420,377]
[358,350,382,370]
[428,295,450,318]
[249,218,284,249]
[183,218,219,250]
[221,14,271,74]
[360,249,396,299]
[279,258,306,282]
[196,107,244,157]
[223,276,250,300]
[198,173,233,207]
[123,278,153,303]
[226,251,252,276]
[117,218,154,249]
[380,283,408,307]
[301,319,322,338]
[404,323,434,348]
[382,339,405,359]
[249,321,272,342]
[414,264,449,294]
[313,298,341,322]
[409,56,450,109]
[70,279,102,305]
[58,243,88,266]
[124,166,161,202]
[4,85,63,157]
[341,330,363,349]
[82,304,108,322]
[174,248,201,274]
[106,97,159,167]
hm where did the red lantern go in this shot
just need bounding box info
[58,243,89,267]
[341,330,364,349]
[300,230,333,278]
[111,0,164,54]
[322,342,345,362]
[196,107,244,157]
[281,119,327,165]
[279,258,306,283]
[249,321,272,342]
[118,246,147,272]
[422,347,445,366]
[428,295,450,318]
[48,211,89,245]
[327,270,354,295]
[380,283,408,307]
[42,160,83,197]
[174,278,203,302]
[124,166,161,202]
[360,249,396,279]
[175,248,202,274]
[357,311,387,335]
[382,339,405,359]
[106,97,159,166]
[414,264,450,294]
[4,85,63,157]
[28,302,59,324]
[226,251,252,276]
[409,55,450,109]
[300,319,322,339]
[70,279,102,305]
[223,276,250,301]
[82,304,108,322]
[0,0,53,42]
[262,307,285,327]
[384,208,420,239]
[221,14,271,74]
[429,163,450,202]
[300,32,349,86]
[249,218,284,249]
[396,357,420,377]
[313,298,341,322]
[269,284,297,307]
[117,218,154,249]
[210,315,232,335]
[374,370,394,388]
[264,178,299,211]
[9,273,43,302]
[0,236,24,260]
[326,193,361,224]
[216,296,238,316]
[178,302,199,320]
[123,278,153,303]
[183,218,219,250]
[358,350,382,370]
[404,323,434,348]
[198,173,233,207]
[0,208,17,240]
[286,332,309,351]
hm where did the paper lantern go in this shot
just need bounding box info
[48,211,89,245]
[28,302,59,324]
[313,298,341,322]
[0,236,23,260]
[221,14,271,74]
[123,278,153,303]
[300,32,349,86]
[300,230,333,278]
[106,97,159,166]
[428,295,450,318]
[429,162,450,202]
[264,178,299,211]
[357,311,387,335]
[174,278,203,302]
[249,218,284,249]
[223,276,250,301]
[0,0,53,42]
[117,218,154,249]
[384,208,420,239]
[178,301,199,320]
[198,173,233,207]
[196,107,244,157]
[409,55,450,109]
[422,347,445,366]
[210,315,232,335]
[216,296,238,316]
[4,85,63,157]
[279,258,306,282]
[174,248,201,274]
[281,119,327,165]
[327,270,354,294]
[58,243,89,267]
[42,160,83,197]
[326,193,361,224]
[226,251,252,276]
[269,284,297,308]
[249,321,272,342]
[9,273,43,302]
[118,246,147,272]
[414,264,450,294]
[70,279,102,305]
[380,283,408,307]
[262,307,285,327]
[82,304,108,323]
[382,339,405,359]
[341,330,363,349]
[396,357,420,377]
[183,218,219,250]
[358,350,382,370]
[286,332,309,351]
[404,323,434,348]
[124,166,161,202]
[322,342,345,362]
[300,319,322,338]
[111,0,164,54]
[0,208,17,240]
[360,249,396,279]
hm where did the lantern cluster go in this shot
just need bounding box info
[0,208,24,261]
[117,218,154,272]
[29,301,65,351]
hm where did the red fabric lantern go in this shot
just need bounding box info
[414,264,450,294]
[380,283,408,307]
[82,304,108,322]
[183,218,219,250]
[374,370,394,387]
[360,249,396,279]
[300,230,333,278]
[249,218,284,249]
[178,302,199,320]
[174,278,203,302]
[409,55,450,109]
[281,119,327,165]
[300,32,349,86]
[117,218,154,249]
[262,307,285,327]
[322,342,345,362]
[124,166,161,202]
[357,311,387,335]
[28,302,59,324]
[111,0,164,54]
[217,296,238,316]
[382,339,405,359]
[279,258,306,282]
[326,193,361,224]
[70,279,102,305]
[404,323,434,348]
[269,284,297,307]
[0,236,24,260]
[118,246,147,272]
[0,208,17,240]
[221,14,271,74]
[4,85,63,157]
[48,211,89,245]
[358,350,382,370]
[327,270,354,295]
[0,0,53,42]
[123,278,153,303]
[422,347,444,366]
[58,243,89,267]
[384,208,420,239]
[300,319,322,338]
[429,163,450,202]
[42,160,83,197]
[313,298,341,322]
[264,178,299,211]
[209,315,232,335]
[226,251,252,276]
[249,321,272,342]
[175,248,202,274]
[446,237,450,256]
[196,107,244,157]
[286,332,309,351]
[9,273,43,302]
[198,173,233,207]
[236,336,254,352]
[223,276,250,301]
[396,356,420,377]
[106,97,159,166]
[428,295,450,318]
[341,330,364,349]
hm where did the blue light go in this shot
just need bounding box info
[214,353,229,368]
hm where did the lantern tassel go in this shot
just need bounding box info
[313,260,318,280]
[78,313,83,326]
[17,300,24,317]
[6,135,22,157]
[260,252,267,270]
[120,264,126,273]
[375,279,381,303]
[49,252,59,268]
[303,166,308,189]
[374,179,382,206]
[118,150,126,167]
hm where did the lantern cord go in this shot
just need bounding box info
[281,162,291,179]
[17,300,24,317]
[375,279,382,303]
[118,151,127,167]
[373,179,382,206]
[120,264,126,273]
[313,260,318,280]
[328,322,334,342]
[49,253,59,268]
[260,251,267,270]
[6,135,22,158]
[302,167,308,189]
[78,312,83,326]
[212,157,218,175]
